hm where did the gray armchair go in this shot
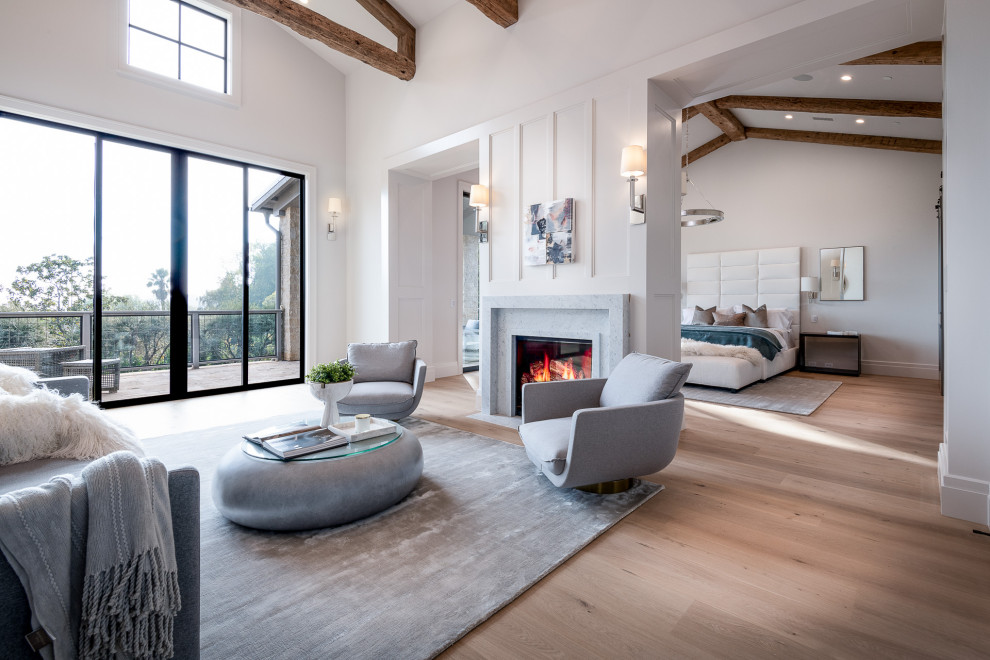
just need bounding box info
[337,340,427,421]
[35,375,90,399]
[518,352,692,491]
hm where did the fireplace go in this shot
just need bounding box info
[514,336,593,415]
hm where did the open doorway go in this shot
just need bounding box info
[460,183,480,372]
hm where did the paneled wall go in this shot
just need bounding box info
[480,89,641,299]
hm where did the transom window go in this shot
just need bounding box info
[127,0,229,94]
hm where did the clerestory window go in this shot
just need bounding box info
[126,0,230,94]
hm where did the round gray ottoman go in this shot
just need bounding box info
[212,425,423,531]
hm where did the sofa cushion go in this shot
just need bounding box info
[338,381,415,407]
[348,340,417,384]
[599,352,692,407]
[519,417,571,475]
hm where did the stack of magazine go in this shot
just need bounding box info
[244,423,348,460]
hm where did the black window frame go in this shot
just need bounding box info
[127,0,230,94]
[0,110,306,408]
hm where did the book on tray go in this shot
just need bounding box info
[243,422,323,445]
[261,428,348,459]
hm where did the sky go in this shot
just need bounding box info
[0,117,282,308]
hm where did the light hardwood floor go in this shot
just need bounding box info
[107,372,990,658]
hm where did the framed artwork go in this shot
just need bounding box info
[524,198,573,265]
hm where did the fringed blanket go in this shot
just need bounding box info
[0,451,180,659]
[681,338,764,366]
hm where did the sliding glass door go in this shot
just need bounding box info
[100,140,173,401]
[0,111,305,406]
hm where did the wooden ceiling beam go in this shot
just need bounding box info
[682,106,701,122]
[716,95,941,119]
[842,40,941,66]
[695,102,747,141]
[681,134,732,167]
[745,127,941,154]
[354,0,416,61]
[226,0,415,80]
[464,0,518,27]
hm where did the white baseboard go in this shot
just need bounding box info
[938,442,990,526]
[861,360,939,380]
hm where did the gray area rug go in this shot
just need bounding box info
[466,412,521,429]
[143,416,661,659]
[682,376,841,415]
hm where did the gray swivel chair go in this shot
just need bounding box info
[518,352,692,493]
[336,340,427,421]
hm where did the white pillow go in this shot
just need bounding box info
[681,308,694,324]
[0,363,39,396]
[767,308,793,331]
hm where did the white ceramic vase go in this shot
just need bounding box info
[309,380,353,427]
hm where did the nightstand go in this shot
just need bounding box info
[799,333,861,376]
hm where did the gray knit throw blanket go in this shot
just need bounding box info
[0,451,180,659]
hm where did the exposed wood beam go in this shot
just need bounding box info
[681,134,732,167]
[464,0,518,27]
[682,106,701,122]
[716,96,941,119]
[842,40,941,66]
[354,0,416,61]
[745,127,941,154]
[226,0,415,80]
[695,102,746,141]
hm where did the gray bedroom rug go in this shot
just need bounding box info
[142,416,661,659]
[682,376,842,415]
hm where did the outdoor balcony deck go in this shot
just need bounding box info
[101,360,302,401]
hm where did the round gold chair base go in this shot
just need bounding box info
[576,478,632,494]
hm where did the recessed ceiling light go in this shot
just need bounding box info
[882,75,893,81]
[793,74,814,82]
[856,118,865,124]
[840,74,853,81]
[785,114,794,120]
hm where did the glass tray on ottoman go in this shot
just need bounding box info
[329,417,397,442]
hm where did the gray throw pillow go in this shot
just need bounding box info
[347,340,417,384]
[713,311,746,326]
[691,306,715,325]
[742,304,768,328]
[599,352,693,407]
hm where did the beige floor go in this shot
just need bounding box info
[105,371,990,658]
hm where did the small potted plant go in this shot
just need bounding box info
[307,360,357,427]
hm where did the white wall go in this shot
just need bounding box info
[940,0,990,526]
[344,0,885,348]
[681,139,941,378]
[0,0,347,364]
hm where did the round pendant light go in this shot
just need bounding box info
[681,208,724,226]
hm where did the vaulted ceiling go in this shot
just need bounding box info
[227,0,517,80]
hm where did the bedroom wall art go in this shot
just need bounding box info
[524,198,574,265]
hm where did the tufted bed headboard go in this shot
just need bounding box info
[685,246,801,342]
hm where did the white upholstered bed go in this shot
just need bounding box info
[681,247,800,390]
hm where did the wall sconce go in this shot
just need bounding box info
[469,184,489,243]
[327,197,342,241]
[830,259,841,280]
[620,145,646,224]
[801,276,819,302]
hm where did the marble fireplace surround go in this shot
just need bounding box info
[481,294,629,417]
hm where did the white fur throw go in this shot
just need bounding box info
[0,387,142,466]
[0,362,39,396]
[681,338,764,367]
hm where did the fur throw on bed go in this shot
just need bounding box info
[0,364,142,466]
[680,338,764,367]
